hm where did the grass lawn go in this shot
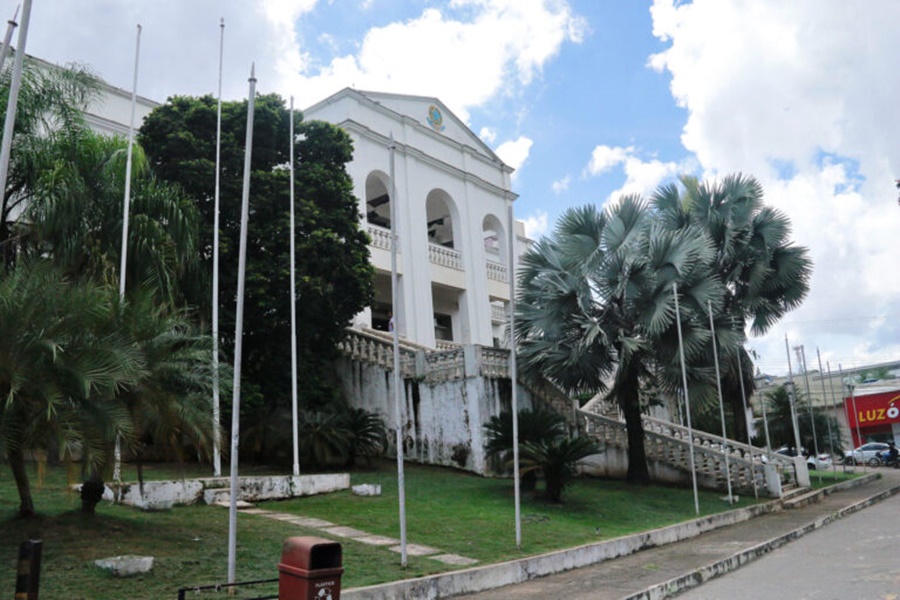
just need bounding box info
[1,459,768,599]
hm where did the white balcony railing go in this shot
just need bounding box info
[491,303,507,323]
[429,243,463,270]
[367,224,395,252]
[486,259,508,282]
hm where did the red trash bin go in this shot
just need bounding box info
[278,536,343,600]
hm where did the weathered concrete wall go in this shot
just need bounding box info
[336,353,534,475]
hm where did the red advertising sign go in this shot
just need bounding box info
[845,390,900,428]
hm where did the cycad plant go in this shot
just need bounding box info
[483,407,567,491]
[519,436,601,503]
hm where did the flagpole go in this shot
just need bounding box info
[289,96,300,477]
[507,203,521,549]
[839,363,864,472]
[734,345,758,500]
[212,17,224,479]
[707,302,734,502]
[0,6,19,75]
[784,335,802,456]
[388,133,407,566]
[816,348,837,474]
[798,345,821,482]
[672,283,699,515]
[113,22,142,486]
[827,362,847,470]
[0,0,31,229]
[228,63,257,585]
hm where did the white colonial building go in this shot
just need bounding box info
[304,89,529,349]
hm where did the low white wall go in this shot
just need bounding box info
[96,474,350,510]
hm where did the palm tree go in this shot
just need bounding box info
[0,59,100,265]
[653,174,812,441]
[516,195,725,484]
[20,128,201,307]
[757,384,841,456]
[80,293,221,514]
[0,260,141,517]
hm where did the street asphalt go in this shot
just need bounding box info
[457,468,900,599]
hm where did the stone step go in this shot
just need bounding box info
[783,488,825,509]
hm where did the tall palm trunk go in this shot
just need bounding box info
[8,449,35,518]
[620,374,650,484]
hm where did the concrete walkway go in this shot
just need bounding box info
[238,507,479,567]
[457,470,900,599]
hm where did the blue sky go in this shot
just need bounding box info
[22,0,900,376]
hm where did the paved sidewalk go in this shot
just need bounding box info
[458,470,900,599]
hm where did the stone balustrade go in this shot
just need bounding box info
[486,259,508,282]
[367,224,394,252]
[339,327,794,495]
[429,243,463,270]
[580,409,793,495]
[337,328,416,377]
[491,303,507,323]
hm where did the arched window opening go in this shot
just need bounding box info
[366,172,391,229]
[426,190,455,249]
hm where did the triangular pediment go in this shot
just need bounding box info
[309,88,505,167]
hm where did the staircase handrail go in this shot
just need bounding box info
[641,415,793,468]
[578,408,796,493]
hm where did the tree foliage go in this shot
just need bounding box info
[756,384,842,456]
[138,94,374,434]
[0,59,100,265]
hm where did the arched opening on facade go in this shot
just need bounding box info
[483,214,510,348]
[365,171,391,229]
[482,214,507,264]
[425,189,456,249]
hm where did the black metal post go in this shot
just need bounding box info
[15,539,42,600]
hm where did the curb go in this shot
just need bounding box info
[624,479,900,600]
[344,495,786,599]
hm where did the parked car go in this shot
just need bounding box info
[843,442,890,466]
[773,447,833,470]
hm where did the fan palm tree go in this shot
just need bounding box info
[0,260,141,517]
[516,195,725,484]
[653,174,812,441]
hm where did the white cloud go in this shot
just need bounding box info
[285,1,587,119]
[522,209,549,239]
[479,127,497,143]
[583,144,684,202]
[25,0,320,102]
[25,0,584,118]
[552,175,570,194]
[584,145,633,176]
[650,0,900,371]
[495,136,533,176]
